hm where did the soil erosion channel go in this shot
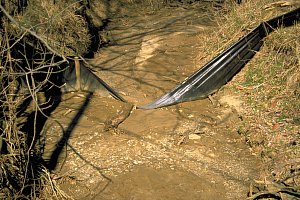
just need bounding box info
[44,3,262,200]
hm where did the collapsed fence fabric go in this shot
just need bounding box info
[138,7,300,109]
[62,58,125,102]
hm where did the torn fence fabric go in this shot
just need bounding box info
[138,7,300,109]
[62,58,125,102]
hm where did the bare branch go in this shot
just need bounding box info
[0,4,68,63]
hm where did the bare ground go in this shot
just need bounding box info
[42,2,264,199]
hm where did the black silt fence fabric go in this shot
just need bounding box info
[138,7,300,109]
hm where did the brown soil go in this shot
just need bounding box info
[43,2,263,200]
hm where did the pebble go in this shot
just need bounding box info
[189,134,201,140]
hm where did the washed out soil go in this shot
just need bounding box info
[43,2,263,200]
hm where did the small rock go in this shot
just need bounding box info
[133,160,138,165]
[189,134,201,140]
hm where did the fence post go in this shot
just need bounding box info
[74,57,81,91]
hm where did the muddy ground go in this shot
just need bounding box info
[42,2,264,199]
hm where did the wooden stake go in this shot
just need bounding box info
[74,57,81,91]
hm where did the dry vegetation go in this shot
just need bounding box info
[196,0,300,198]
[0,0,112,198]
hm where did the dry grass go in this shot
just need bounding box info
[0,0,91,198]
[198,0,294,59]
[196,0,300,197]
[8,0,90,56]
[239,23,300,172]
